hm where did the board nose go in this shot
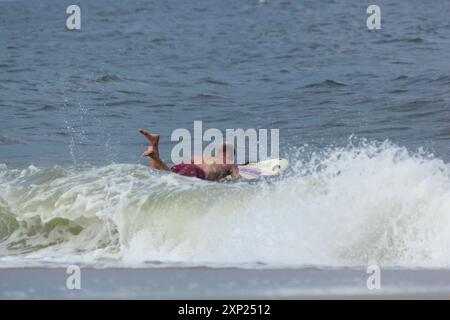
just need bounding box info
[272,165,281,173]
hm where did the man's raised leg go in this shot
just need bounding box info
[139,129,170,171]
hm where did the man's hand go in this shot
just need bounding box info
[230,164,240,180]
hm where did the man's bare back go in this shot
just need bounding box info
[192,156,240,181]
[140,129,240,181]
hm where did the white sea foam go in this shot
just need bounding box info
[1,140,450,268]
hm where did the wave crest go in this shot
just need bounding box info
[1,140,450,268]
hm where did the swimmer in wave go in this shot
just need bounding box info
[139,129,240,181]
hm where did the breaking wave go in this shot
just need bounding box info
[1,140,450,268]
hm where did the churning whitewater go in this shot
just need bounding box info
[1,140,450,269]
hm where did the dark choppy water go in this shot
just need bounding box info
[1,0,450,166]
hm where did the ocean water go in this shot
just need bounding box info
[1,0,450,270]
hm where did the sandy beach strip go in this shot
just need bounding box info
[1,267,450,299]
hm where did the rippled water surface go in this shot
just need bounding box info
[1,0,450,166]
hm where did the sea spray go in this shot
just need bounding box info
[1,140,450,268]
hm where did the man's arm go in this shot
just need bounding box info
[230,164,240,180]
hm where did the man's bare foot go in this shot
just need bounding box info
[139,129,160,145]
[142,146,157,158]
[139,129,160,159]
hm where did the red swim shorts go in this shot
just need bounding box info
[170,163,206,180]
